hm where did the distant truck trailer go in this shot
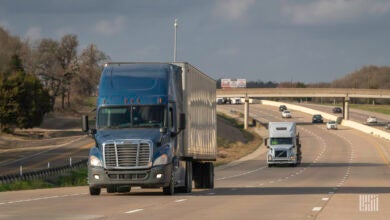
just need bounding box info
[265,122,301,167]
[82,62,217,195]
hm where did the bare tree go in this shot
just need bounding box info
[74,44,109,97]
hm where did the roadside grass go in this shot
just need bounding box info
[0,169,88,192]
[215,113,262,166]
[349,104,390,115]
[319,102,390,115]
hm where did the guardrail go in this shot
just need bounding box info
[0,159,88,185]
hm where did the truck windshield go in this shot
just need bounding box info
[98,106,165,129]
[270,138,292,145]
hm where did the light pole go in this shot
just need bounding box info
[173,18,178,62]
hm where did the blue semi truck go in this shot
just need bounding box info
[82,62,217,195]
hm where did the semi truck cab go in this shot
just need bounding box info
[265,122,301,167]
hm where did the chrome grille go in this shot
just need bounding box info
[275,150,287,158]
[103,140,152,169]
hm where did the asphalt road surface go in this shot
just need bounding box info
[296,103,389,132]
[0,104,390,220]
[0,136,92,175]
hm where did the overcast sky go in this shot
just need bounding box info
[1,0,390,83]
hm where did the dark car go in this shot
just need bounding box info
[279,105,287,112]
[332,107,342,114]
[312,114,324,123]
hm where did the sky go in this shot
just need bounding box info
[1,0,390,83]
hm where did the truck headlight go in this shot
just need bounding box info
[268,155,272,161]
[290,155,295,160]
[89,155,103,167]
[154,154,168,166]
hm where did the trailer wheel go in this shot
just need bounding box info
[204,162,214,189]
[163,173,175,195]
[193,162,204,188]
[89,187,101,196]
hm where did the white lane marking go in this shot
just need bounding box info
[312,207,322,211]
[329,192,334,194]
[208,192,216,195]
[216,166,266,180]
[175,199,187,203]
[125,209,144,214]
[1,193,87,205]
[322,198,329,201]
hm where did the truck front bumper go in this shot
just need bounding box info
[267,160,296,164]
[88,164,172,188]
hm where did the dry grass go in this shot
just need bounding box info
[215,114,262,166]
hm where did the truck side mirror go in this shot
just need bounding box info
[82,115,89,132]
[264,138,268,146]
[179,113,186,130]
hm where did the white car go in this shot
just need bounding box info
[326,121,337,130]
[282,110,291,118]
[366,116,377,124]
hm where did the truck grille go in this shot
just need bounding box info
[103,141,152,169]
[275,150,287,158]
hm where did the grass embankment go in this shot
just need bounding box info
[0,114,263,191]
[215,113,262,166]
[0,169,87,192]
[349,104,390,115]
[322,103,390,115]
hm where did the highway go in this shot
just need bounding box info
[0,135,92,175]
[1,104,390,219]
[295,102,389,131]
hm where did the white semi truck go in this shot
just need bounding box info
[265,122,301,167]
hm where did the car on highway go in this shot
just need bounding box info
[312,114,324,123]
[366,116,378,124]
[279,105,287,112]
[332,107,342,114]
[282,110,292,118]
[326,121,337,130]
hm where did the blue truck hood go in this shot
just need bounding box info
[95,129,161,145]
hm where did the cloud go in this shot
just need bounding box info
[213,0,255,21]
[25,26,42,41]
[282,0,390,25]
[94,16,126,36]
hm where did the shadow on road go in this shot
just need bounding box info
[107,186,390,197]
[191,186,390,196]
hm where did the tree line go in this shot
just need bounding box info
[217,65,390,90]
[0,27,109,132]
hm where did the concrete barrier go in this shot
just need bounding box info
[259,100,390,141]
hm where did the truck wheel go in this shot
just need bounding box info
[89,187,101,196]
[204,162,214,189]
[107,185,117,193]
[163,173,175,195]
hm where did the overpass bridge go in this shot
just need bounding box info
[217,88,390,129]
